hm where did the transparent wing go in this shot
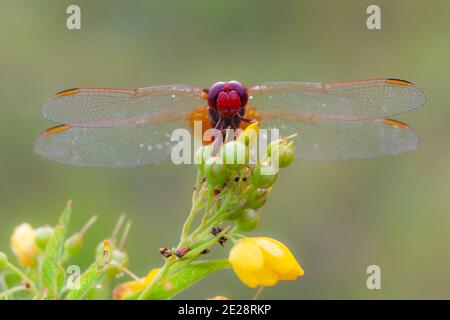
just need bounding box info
[255,113,419,161]
[247,79,426,119]
[42,85,203,127]
[34,120,192,168]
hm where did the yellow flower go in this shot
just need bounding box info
[208,295,230,300]
[237,122,260,148]
[113,268,160,300]
[10,223,40,267]
[229,237,304,288]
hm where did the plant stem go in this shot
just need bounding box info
[80,215,98,235]
[137,259,173,300]
[201,186,215,224]
[180,171,203,243]
[252,286,264,300]
[5,262,37,292]
[181,200,199,243]
[191,190,234,239]
[0,285,27,300]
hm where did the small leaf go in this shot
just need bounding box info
[41,201,72,299]
[0,272,21,291]
[65,240,112,300]
[134,259,230,300]
[62,215,97,264]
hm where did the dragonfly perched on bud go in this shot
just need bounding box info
[35,79,425,167]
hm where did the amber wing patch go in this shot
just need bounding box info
[41,124,71,136]
[383,118,409,129]
[386,79,413,86]
[56,88,80,97]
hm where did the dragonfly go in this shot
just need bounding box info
[35,78,426,168]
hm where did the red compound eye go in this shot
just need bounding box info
[226,80,248,107]
[207,82,226,109]
[207,80,248,117]
[216,90,242,117]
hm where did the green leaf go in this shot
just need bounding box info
[85,275,112,300]
[65,240,112,300]
[0,271,21,291]
[132,259,230,300]
[41,201,72,299]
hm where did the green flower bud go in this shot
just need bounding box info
[64,233,83,256]
[223,200,246,220]
[268,139,295,168]
[35,225,54,250]
[95,241,126,262]
[102,247,129,278]
[246,188,270,209]
[0,252,8,268]
[221,141,248,171]
[204,157,229,187]
[236,209,260,232]
[194,145,214,171]
[251,162,278,188]
[111,249,129,267]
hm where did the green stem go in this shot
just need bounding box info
[0,285,27,300]
[181,227,231,261]
[180,200,200,243]
[201,186,215,224]
[138,226,232,300]
[137,259,173,300]
[252,286,264,300]
[191,190,234,239]
[5,262,37,292]
[180,171,203,243]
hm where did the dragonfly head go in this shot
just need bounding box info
[206,80,248,117]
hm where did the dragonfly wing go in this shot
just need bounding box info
[34,120,192,168]
[248,79,426,118]
[257,115,419,161]
[43,85,203,127]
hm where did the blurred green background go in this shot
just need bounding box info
[1,0,449,299]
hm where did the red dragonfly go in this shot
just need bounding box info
[35,79,426,167]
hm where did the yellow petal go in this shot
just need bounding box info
[229,238,264,271]
[251,267,279,287]
[113,280,139,300]
[10,223,40,267]
[142,268,161,286]
[208,296,230,300]
[113,268,160,300]
[237,122,260,148]
[233,265,279,288]
[255,237,304,279]
[229,238,283,288]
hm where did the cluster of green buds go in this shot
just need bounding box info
[192,123,296,233]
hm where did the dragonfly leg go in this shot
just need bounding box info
[239,115,256,123]
[193,176,206,191]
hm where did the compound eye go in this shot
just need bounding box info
[227,80,248,107]
[207,82,226,108]
[227,80,244,93]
